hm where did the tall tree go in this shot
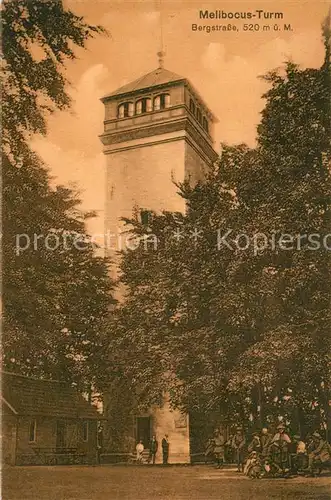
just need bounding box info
[108,21,331,433]
[2,0,114,389]
[232,39,331,431]
[2,0,104,160]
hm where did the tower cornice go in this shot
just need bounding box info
[100,115,218,165]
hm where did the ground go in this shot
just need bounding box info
[2,465,330,500]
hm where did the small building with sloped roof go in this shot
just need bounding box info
[2,371,102,465]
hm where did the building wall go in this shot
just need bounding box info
[104,133,213,250]
[151,402,190,464]
[16,416,56,456]
[184,85,215,140]
[184,139,210,185]
[77,420,98,456]
[103,132,206,463]
[105,137,187,239]
[2,411,17,465]
[14,417,97,464]
[102,401,190,463]
[102,84,217,463]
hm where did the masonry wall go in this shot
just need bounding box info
[79,420,98,459]
[103,108,214,463]
[14,417,97,464]
[184,140,210,185]
[151,401,190,464]
[16,416,56,456]
[102,400,190,463]
[105,138,187,239]
[2,411,17,465]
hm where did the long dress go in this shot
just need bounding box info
[136,443,144,462]
[270,434,291,469]
[214,434,225,460]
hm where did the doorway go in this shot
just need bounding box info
[136,417,151,449]
[56,420,66,448]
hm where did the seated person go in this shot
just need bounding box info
[244,451,262,478]
[136,440,144,463]
[263,457,282,476]
[288,435,307,472]
[305,432,331,475]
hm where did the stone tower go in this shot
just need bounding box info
[100,65,218,463]
[100,65,218,259]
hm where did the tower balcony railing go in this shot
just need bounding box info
[103,106,213,145]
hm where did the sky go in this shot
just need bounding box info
[31,0,330,235]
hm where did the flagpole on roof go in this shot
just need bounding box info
[156,0,165,68]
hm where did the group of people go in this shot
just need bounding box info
[135,434,170,465]
[205,424,331,478]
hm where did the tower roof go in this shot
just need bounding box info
[103,67,185,100]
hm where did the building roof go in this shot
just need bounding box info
[1,372,101,419]
[102,67,185,99]
[102,66,218,122]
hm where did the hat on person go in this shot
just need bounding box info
[312,432,322,439]
[293,434,301,440]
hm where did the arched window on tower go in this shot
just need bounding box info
[154,95,161,111]
[136,100,142,115]
[189,99,196,115]
[118,103,125,118]
[196,107,202,124]
[136,97,152,115]
[118,102,134,118]
[154,93,171,111]
[164,94,171,108]
[128,102,134,117]
[202,117,209,133]
[146,98,152,112]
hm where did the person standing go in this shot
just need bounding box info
[260,427,272,459]
[204,437,215,464]
[225,433,234,463]
[213,429,226,469]
[271,423,291,445]
[162,434,170,465]
[270,424,291,471]
[247,432,262,454]
[231,427,246,472]
[148,435,158,465]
